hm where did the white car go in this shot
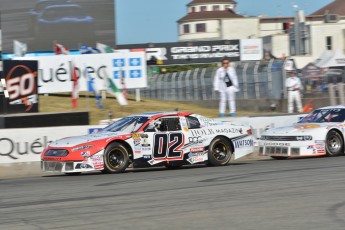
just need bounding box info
[259,105,345,159]
[41,112,254,174]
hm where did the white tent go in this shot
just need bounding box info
[315,50,333,68]
[319,50,345,68]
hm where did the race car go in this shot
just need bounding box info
[41,111,254,174]
[259,105,345,159]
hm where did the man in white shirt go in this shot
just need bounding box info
[286,70,303,113]
[213,58,239,117]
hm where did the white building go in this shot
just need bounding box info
[178,0,345,68]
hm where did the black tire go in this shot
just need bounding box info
[103,142,130,173]
[326,130,344,157]
[65,172,82,176]
[271,156,288,160]
[208,137,232,166]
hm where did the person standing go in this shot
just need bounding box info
[286,69,303,113]
[213,58,239,117]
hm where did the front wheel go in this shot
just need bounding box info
[326,130,344,156]
[103,142,130,173]
[208,137,232,166]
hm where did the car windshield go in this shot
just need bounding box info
[102,116,149,133]
[299,109,345,123]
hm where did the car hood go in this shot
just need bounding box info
[49,131,129,148]
[264,123,329,135]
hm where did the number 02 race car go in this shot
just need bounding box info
[259,105,345,159]
[41,112,254,174]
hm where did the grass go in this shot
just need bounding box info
[39,93,220,125]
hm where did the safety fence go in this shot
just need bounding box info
[135,59,287,101]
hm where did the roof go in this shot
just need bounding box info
[178,10,243,22]
[134,111,192,118]
[310,0,345,16]
[187,0,237,6]
[319,105,345,110]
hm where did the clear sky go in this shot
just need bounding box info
[116,0,334,45]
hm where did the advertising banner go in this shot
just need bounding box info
[117,39,263,65]
[0,125,103,164]
[19,52,147,93]
[1,60,38,113]
[117,40,241,65]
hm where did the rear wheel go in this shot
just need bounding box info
[208,137,232,166]
[103,142,130,173]
[326,130,344,156]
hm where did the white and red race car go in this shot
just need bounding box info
[259,105,345,159]
[41,112,254,174]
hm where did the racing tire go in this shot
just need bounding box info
[103,142,130,173]
[65,172,82,176]
[207,137,232,166]
[271,156,288,160]
[325,130,344,157]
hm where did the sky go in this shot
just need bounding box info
[116,0,334,45]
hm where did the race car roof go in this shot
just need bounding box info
[318,105,345,110]
[134,111,192,118]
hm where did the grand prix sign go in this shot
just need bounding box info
[2,60,39,113]
[18,52,147,94]
[117,39,263,65]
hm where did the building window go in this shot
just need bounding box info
[200,6,207,12]
[183,24,190,34]
[225,4,233,10]
[326,36,333,50]
[196,23,206,33]
[191,6,196,13]
[213,5,220,11]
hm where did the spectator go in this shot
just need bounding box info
[213,58,239,117]
[286,68,303,113]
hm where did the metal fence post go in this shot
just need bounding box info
[242,63,249,99]
[185,69,193,101]
[211,67,217,100]
[200,68,207,100]
[329,84,337,105]
[192,68,200,100]
[171,72,177,100]
[267,59,274,98]
[254,61,260,99]
[177,71,184,101]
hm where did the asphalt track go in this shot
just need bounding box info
[1,157,345,230]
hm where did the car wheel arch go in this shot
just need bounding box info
[326,128,344,143]
[212,135,234,153]
[105,140,133,161]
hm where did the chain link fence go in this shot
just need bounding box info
[135,59,287,101]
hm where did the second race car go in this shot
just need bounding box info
[259,105,345,159]
[41,111,254,174]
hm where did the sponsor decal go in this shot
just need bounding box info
[263,142,291,147]
[134,144,141,151]
[134,140,140,146]
[141,143,150,147]
[187,152,207,164]
[143,155,151,159]
[190,129,215,137]
[148,159,165,165]
[42,157,62,161]
[190,147,205,153]
[132,133,141,141]
[134,150,141,154]
[88,128,103,134]
[142,147,151,151]
[307,145,314,149]
[72,145,93,152]
[140,134,149,138]
[295,124,320,130]
[75,163,93,169]
[188,136,204,144]
[234,139,253,148]
[93,162,104,170]
[81,151,90,157]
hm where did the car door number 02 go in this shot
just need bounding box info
[153,133,184,159]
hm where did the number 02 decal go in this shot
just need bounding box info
[153,133,185,159]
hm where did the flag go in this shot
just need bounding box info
[71,62,79,108]
[96,43,113,53]
[107,77,128,106]
[13,40,27,57]
[86,70,104,109]
[80,45,101,54]
[55,42,69,55]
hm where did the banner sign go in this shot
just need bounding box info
[116,39,263,65]
[0,125,103,164]
[2,60,38,113]
[19,52,147,94]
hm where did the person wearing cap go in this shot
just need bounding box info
[213,58,239,117]
[286,68,303,113]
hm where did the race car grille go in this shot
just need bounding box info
[44,162,64,172]
[45,149,69,157]
[261,136,312,141]
[265,147,288,155]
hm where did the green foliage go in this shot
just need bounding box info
[159,63,217,73]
